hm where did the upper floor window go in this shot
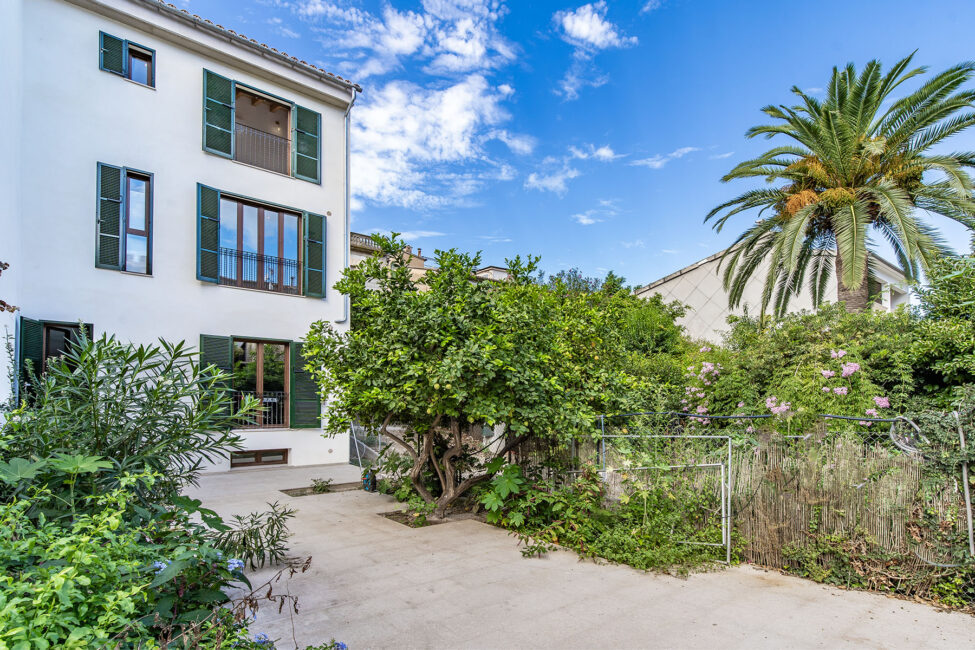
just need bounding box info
[99,32,155,88]
[196,184,325,298]
[218,196,301,294]
[96,163,152,274]
[202,70,321,183]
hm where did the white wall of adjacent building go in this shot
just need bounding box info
[0,0,355,470]
[636,251,913,343]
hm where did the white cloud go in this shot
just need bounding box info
[293,0,514,79]
[622,239,645,248]
[490,129,536,155]
[553,2,637,100]
[640,0,662,14]
[525,165,581,195]
[352,75,513,208]
[400,230,447,240]
[267,17,300,39]
[554,2,638,52]
[709,151,735,160]
[661,248,680,254]
[572,210,603,225]
[570,143,623,161]
[631,146,700,169]
[569,198,621,226]
[478,234,513,243]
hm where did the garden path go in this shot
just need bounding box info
[187,464,975,649]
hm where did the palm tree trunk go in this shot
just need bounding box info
[834,254,870,312]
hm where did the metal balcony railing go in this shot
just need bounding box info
[218,248,300,295]
[233,390,289,428]
[234,123,290,175]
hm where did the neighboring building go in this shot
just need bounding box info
[0,0,361,470]
[635,250,912,343]
[349,232,510,284]
[350,232,429,282]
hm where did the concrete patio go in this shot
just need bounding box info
[188,464,975,649]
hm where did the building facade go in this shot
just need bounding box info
[0,0,360,470]
[635,250,912,343]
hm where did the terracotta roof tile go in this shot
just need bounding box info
[145,0,361,92]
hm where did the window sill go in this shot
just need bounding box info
[123,77,155,90]
[230,158,296,180]
[209,282,315,299]
[120,270,152,278]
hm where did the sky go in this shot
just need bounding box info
[187,0,974,286]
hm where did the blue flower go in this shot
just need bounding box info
[227,558,246,572]
[253,632,271,645]
[152,560,169,574]
[334,643,347,650]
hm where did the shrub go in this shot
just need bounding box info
[211,501,297,569]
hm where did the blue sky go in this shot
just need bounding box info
[191,0,973,285]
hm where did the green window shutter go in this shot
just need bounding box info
[16,317,43,402]
[199,335,233,374]
[203,69,235,158]
[289,342,320,428]
[99,32,126,76]
[197,184,220,283]
[302,212,325,299]
[96,163,124,270]
[293,105,321,183]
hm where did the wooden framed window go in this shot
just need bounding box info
[127,46,154,87]
[218,196,301,294]
[230,449,289,468]
[232,340,290,428]
[124,172,151,274]
[99,32,155,88]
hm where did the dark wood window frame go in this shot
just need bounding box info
[124,171,152,274]
[222,196,302,294]
[127,45,154,87]
[230,448,289,468]
[43,323,80,370]
[233,339,291,429]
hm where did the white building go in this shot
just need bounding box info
[635,250,912,343]
[0,0,361,470]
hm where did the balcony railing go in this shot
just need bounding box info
[234,123,290,175]
[233,390,289,428]
[219,248,300,295]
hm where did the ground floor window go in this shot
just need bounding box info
[232,339,290,428]
[230,448,289,468]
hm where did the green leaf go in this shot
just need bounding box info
[149,559,189,588]
[480,491,504,512]
[0,458,48,484]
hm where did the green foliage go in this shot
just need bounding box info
[481,464,717,571]
[3,335,259,505]
[210,501,297,569]
[311,477,333,494]
[708,54,975,315]
[677,304,915,431]
[913,256,975,395]
[303,235,652,514]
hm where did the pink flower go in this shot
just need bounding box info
[696,405,708,414]
[765,396,778,409]
[737,401,745,408]
[701,418,711,426]
[822,386,830,393]
[833,387,848,396]
[841,362,860,378]
[831,349,847,359]
[699,346,711,353]
[858,420,873,427]
[696,392,705,398]
[770,402,792,416]
[873,396,890,409]
[681,399,688,405]
[865,408,878,417]
[746,426,755,434]
[820,369,835,379]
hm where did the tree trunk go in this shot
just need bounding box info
[834,254,870,313]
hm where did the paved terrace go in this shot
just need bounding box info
[187,464,975,649]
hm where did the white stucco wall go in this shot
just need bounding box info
[636,252,912,343]
[2,0,354,470]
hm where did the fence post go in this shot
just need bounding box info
[600,415,606,475]
[954,411,975,558]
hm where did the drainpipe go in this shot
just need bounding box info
[333,87,358,324]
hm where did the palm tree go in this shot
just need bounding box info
[707,54,975,315]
